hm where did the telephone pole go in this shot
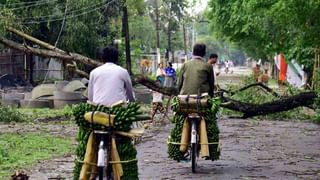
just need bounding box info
[122,1,132,75]
[155,0,161,63]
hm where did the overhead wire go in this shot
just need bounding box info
[6,0,60,10]
[16,0,107,21]
[0,0,56,7]
[18,0,116,24]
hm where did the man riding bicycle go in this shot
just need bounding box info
[88,46,135,106]
[177,43,215,96]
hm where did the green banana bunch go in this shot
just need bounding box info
[168,97,221,161]
[72,102,143,180]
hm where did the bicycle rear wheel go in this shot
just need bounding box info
[191,120,198,173]
[191,142,197,173]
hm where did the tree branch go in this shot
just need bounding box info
[220,82,281,98]
[132,74,178,96]
[221,92,317,118]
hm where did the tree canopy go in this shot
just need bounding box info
[207,0,320,69]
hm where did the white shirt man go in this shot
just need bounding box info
[88,47,135,106]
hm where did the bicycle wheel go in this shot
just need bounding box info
[191,120,198,173]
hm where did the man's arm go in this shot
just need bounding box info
[123,71,135,102]
[88,72,94,101]
[208,66,215,97]
[177,64,185,93]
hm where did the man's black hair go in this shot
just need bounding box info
[209,53,218,59]
[193,43,206,57]
[102,46,119,64]
[168,62,172,67]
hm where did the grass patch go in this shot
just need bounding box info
[0,106,25,123]
[0,132,73,179]
[18,105,73,120]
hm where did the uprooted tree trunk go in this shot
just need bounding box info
[221,92,317,118]
[0,27,318,118]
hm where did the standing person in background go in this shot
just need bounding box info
[253,63,263,82]
[164,62,176,87]
[151,80,166,122]
[208,53,220,90]
[224,60,230,74]
[178,43,214,97]
[156,62,166,86]
[88,46,135,106]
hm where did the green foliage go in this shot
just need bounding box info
[0,105,25,123]
[207,0,320,68]
[0,132,73,179]
[196,21,247,65]
[0,8,15,36]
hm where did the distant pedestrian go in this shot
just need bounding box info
[208,53,220,90]
[224,60,230,73]
[156,62,166,86]
[253,63,263,82]
[164,62,176,87]
[151,80,166,121]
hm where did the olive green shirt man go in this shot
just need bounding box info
[177,56,215,97]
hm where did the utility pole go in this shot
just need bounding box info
[167,20,171,62]
[167,1,172,63]
[122,1,132,75]
[192,21,195,48]
[183,23,187,61]
[155,0,161,64]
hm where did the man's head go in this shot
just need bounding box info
[158,62,163,68]
[208,53,218,65]
[168,62,172,67]
[102,46,119,64]
[193,43,206,57]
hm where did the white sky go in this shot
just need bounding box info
[187,0,209,16]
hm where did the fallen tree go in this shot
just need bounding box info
[0,27,318,118]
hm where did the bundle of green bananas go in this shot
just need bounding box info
[167,114,185,161]
[117,139,138,180]
[72,102,142,180]
[204,109,220,161]
[168,97,221,161]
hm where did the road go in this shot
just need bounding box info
[137,118,320,179]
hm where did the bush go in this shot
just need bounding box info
[0,105,25,123]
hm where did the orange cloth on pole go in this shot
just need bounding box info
[279,54,288,81]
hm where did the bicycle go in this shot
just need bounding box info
[177,92,211,173]
[82,101,148,180]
